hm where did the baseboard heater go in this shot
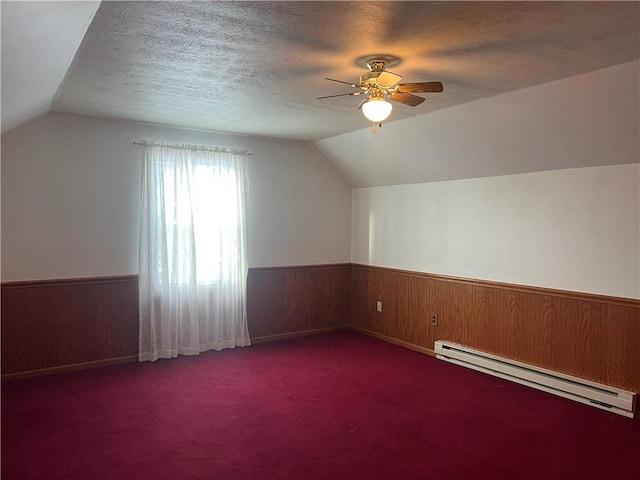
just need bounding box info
[434,341,636,418]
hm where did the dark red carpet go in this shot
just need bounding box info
[2,331,638,479]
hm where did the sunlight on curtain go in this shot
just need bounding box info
[138,143,251,361]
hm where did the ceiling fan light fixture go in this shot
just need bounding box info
[362,97,392,123]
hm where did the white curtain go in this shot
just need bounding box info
[138,143,251,362]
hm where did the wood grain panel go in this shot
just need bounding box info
[606,303,640,390]
[5,264,637,395]
[403,276,428,347]
[350,264,640,394]
[3,265,350,378]
[246,269,286,337]
[246,264,350,340]
[1,276,139,376]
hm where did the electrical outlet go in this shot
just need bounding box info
[376,301,383,312]
[431,314,438,326]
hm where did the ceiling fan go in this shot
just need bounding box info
[318,57,443,131]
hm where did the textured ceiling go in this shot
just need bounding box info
[52,1,639,141]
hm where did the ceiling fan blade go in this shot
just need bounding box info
[324,77,358,88]
[377,71,402,87]
[317,92,362,100]
[396,82,444,93]
[356,98,367,110]
[389,92,425,107]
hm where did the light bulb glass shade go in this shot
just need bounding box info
[362,98,392,122]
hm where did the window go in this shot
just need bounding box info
[159,158,240,284]
[138,142,251,361]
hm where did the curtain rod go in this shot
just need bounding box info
[133,141,252,156]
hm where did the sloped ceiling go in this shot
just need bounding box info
[0,1,100,133]
[2,1,638,142]
[315,61,639,187]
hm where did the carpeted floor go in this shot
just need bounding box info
[2,331,639,479]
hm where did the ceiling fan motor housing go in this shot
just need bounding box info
[360,71,383,87]
[360,59,387,87]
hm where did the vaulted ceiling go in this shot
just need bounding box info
[2,1,639,141]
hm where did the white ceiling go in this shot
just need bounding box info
[2,1,639,141]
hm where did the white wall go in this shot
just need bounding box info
[3,62,638,298]
[1,112,352,281]
[352,164,640,299]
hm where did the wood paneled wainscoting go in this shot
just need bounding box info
[350,264,640,395]
[3,264,637,394]
[1,276,140,379]
[247,264,351,342]
[1,265,352,379]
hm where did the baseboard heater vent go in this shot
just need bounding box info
[434,341,635,418]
